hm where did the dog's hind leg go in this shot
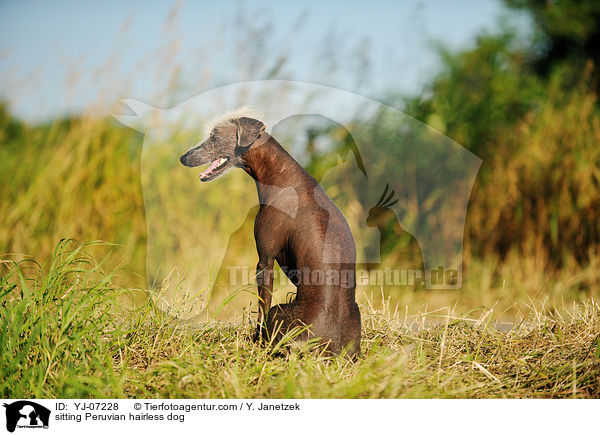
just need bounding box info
[262,303,309,344]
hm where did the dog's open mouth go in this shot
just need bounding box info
[199,157,229,181]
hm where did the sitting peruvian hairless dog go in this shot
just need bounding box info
[180,115,361,356]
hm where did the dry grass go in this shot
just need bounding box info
[1,241,598,399]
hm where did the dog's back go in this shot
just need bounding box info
[252,138,361,356]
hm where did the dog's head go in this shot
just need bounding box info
[180,117,265,182]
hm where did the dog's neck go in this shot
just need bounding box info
[243,134,314,204]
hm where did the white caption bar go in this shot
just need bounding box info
[0,399,594,435]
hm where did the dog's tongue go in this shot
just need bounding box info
[200,159,221,178]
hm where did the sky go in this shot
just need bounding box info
[0,0,528,122]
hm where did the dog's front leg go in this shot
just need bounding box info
[254,256,274,341]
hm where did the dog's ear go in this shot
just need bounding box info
[235,117,265,148]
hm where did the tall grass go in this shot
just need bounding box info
[1,241,598,398]
[0,240,123,397]
[465,76,600,266]
[1,87,599,315]
[0,109,146,287]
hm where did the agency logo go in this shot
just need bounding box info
[113,80,481,319]
[2,401,50,433]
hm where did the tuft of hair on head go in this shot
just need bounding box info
[202,106,264,138]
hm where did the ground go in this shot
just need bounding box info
[1,242,599,399]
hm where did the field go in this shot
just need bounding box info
[1,73,600,399]
[1,241,599,399]
[2,1,600,400]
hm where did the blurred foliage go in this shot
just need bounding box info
[506,0,600,85]
[0,109,147,285]
[404,0,600,267]
[0,0,599,303]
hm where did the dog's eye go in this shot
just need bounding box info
[257,134,261,139]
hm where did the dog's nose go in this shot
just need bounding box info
[179,152,189,166]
